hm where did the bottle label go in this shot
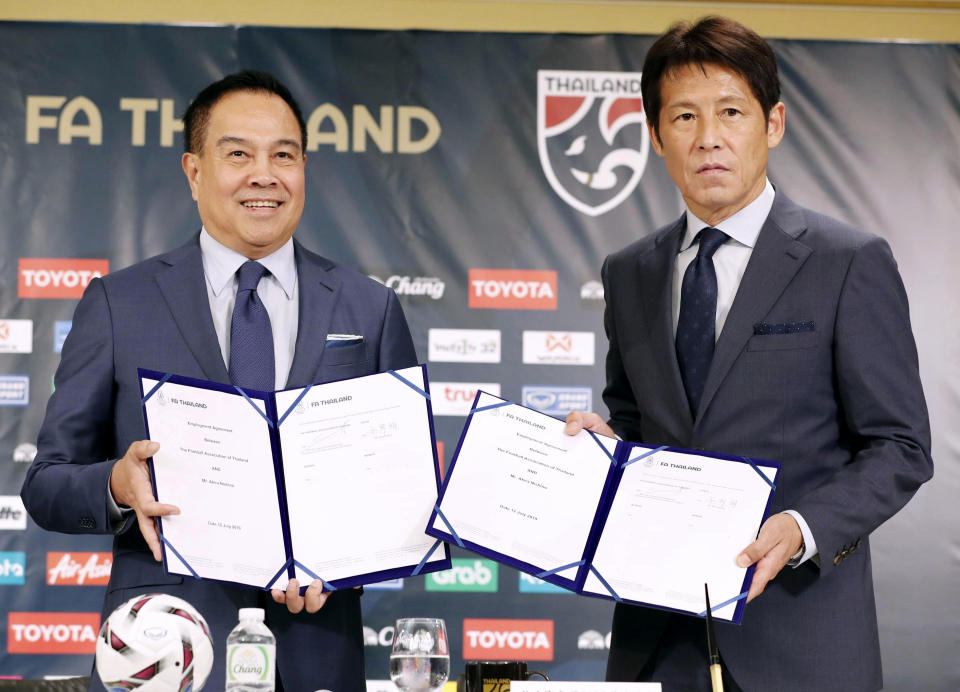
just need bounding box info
[227,643,275,683]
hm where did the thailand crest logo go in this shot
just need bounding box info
[538,70,649,216]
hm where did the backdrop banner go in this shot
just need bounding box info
[1,21,957,690]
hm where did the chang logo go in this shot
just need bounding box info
[538,70,649,216]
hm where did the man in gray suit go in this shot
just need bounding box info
[22,71,416,691]
[565,17,932,691]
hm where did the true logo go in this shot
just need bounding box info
[538,70,649,216]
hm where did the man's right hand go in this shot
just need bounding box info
[564,411,615,438]
[109,440,180,562]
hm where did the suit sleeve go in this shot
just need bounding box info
[376,289,418,371]
[21,277,123,534]
[601,256,645,442]
[793,236,933,576]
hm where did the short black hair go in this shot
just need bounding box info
[641,16,781,142]
[182,70,308,154]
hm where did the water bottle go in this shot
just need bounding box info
[225,607,276,691]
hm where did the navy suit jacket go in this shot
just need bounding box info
[22,235,417,692]
[601,193,932,691]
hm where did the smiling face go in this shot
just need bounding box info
[181,90,305,259]
[650,63,785,226]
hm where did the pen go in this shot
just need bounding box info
[705,583,724,692]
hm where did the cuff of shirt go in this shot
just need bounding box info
[783,509,818,567]
[106,473,134,533]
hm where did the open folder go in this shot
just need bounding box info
[427,391,779,623]
[139,365,450,593]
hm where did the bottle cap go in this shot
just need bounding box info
[238,607,265,621]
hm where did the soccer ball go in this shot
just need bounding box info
[95,593,214,691]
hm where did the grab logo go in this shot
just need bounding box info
[18,259,109,299]
[462,618,554,661]
[468,270,557,310]
[46,552,112,586]
[7,613,100,654]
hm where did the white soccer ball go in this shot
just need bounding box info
[95,593,214,691]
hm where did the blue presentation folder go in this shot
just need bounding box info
[426,391,780,624]
[139,365,451,595]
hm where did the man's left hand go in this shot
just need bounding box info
[271,578,330,614]
[736,513,803,603]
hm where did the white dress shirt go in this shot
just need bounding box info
[199,228,299,390]
[671,180,818,566]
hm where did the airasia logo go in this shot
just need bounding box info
[468,270,557,310]
[7,613,100,654]
[46,552,112,586]
[18,259,109,299]
[462,618,554,661]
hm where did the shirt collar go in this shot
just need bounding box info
[199,228,297,298]
[680,178,775,251]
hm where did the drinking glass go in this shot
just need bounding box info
[389,618,450,692]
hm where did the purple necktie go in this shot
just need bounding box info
[676,227,728,416]
[229,261,275,392]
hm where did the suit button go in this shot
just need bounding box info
[79,517,95,529]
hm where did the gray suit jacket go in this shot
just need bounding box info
[22,234,417,692]
[601,192,932,690]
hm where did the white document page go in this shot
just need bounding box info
[583,448,776,621]
[433,392,615,581]
[275,366,441,587]
[144,379,288,588]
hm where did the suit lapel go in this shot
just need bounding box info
[637,218,695,430]
[154,237,231,383]
[697,194,812,421]
[285,241,342,389]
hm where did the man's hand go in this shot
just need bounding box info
[271,578,330,614]
[736,512,803,602]
[564,411,615,438]
[109,440,180,562]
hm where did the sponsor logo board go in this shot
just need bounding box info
[426,559,498,592]
[0,552,26,585]
[518,572,569,594]
[362,625,395,647]
[7,613,100,654]
[0,497,27,530]
[18,259,109,299]
[431,382,500,417]
[369,274,445,300]
[428,329,501,363]
[0,375,29,406]
[13,443,38,464]
[468,270,557,310]
[365,578,404,591]
[0,320,33,353]
[576,629,612,650]
[46,552,112,586]
[54,321,72,353]
[462,618,554,661]
[523,331,595,365]
[538,70,649,217]
[521,386,592,417]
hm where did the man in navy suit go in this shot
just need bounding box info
[565,17,932,691]
[22,71,416,692]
